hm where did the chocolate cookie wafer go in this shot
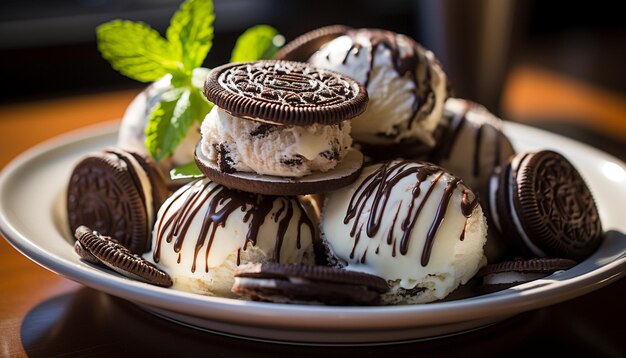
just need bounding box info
[488,150,603,261]
[476,257,576,293]
[274,25,352,62]
[67,147,169,253]
[232,263,388,305]
[75,226,172,287]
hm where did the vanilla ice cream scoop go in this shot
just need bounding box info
[148,178,316,297]
[309,29,448,147]
[321,160,487,304]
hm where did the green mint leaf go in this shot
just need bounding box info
[230,25,282,62]
[97,20,180,83]
[167,0,215,72]
[145,86,212,161]
[145,89,182,160]
[190,86,213,123]
[170,160,205,180]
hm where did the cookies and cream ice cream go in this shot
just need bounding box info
[148,178,316,297]
[308,29,448,147]
[200,107,352,177]
[321,160,487,304]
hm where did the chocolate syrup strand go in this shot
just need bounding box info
[461,189,479,217]
[360,248,368,264]
[460,219,468,241]
[421,178,463,266]
[342,42,362,65]
[345,29,432,127]
[350,224,364,259]
[273,199,294,263]
[387,202,403,245]
[399,171,444,255]
[296,200,315,250]
[346,161,414,237]
[171,182,210,241]
[344,161,441,257]
[191,186,228,273]
[177,185,219,256]
[154,184,193,262]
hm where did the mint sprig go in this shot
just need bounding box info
[97,20,180,83]
[230,25,283,62]
[167,0,215,81]
[96,0,283,166]
[170,160,205,180]
[97,0,214,161]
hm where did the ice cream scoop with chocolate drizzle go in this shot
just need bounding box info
[305,27,448,150]
[147,178,317,297]
[321,160,487,304]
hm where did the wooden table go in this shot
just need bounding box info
[1,78,625,357]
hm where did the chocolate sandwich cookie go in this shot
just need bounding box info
[67,147,169,254]
[197,60,368,195]
[232,263,389,305]
[75,226,172,287]
[476,258,577,293]
[489,150,603,261]
[203,60,367,125]
[274,25,352,62]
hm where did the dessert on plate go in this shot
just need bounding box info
[321,160,488,303]
[61,5,605,305]
[148,178,317,297]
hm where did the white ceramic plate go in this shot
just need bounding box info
[1,121,625,345]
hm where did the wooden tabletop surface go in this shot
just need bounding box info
[1,72,625,357]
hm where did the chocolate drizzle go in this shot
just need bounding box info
[344,161,478,266]
[342,29,437,132]
[153,180,314,273]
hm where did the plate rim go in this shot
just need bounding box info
[1,120,625,332]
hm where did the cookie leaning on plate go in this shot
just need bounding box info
[74,225,173,287]
[476,257,577,293]
[488,150,603,261]
[67,147,169,254]
[232,263,389,305]
[196,60,368,195]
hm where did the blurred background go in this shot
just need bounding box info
[0,0,624,159]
